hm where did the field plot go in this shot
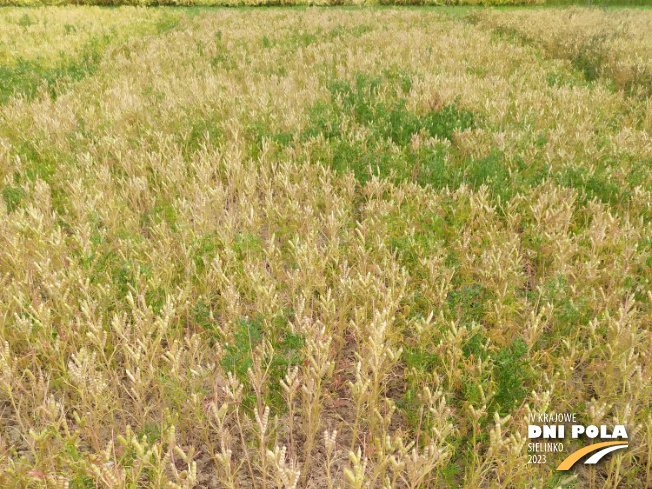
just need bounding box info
[470,8,652,96]
[0,6,651,488]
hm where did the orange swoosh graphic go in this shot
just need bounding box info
[557,442,628,470]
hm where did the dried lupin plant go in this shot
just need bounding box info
[0,6,651,489]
